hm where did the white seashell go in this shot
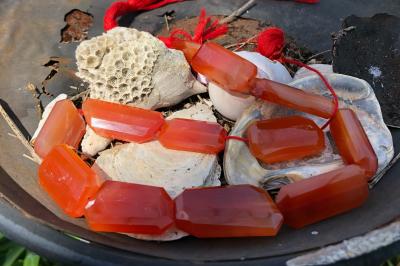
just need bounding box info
[208,51,292,121]
[293,64,333,81]
[92,101,221,241]
[31,94,68,143]
[224,73,393,190]
[77,27,207,155]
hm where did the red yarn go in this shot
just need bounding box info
[256,27,285,60]
[159,8,228,48]
[295,0,319,3]
[225,135,249,143]
[104,0,186,31]
[257,27,338,130]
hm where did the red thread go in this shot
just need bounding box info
[159,8,228,48]
[295,0,319,3]
[225,135,248,143]
[104,0,185,31]
[257,27,338,130]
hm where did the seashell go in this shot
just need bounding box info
[31,94,67,143]
[92,101,221,241]
[293,64,333,81]
[208,51,292,121]
[224,74,394,190]
[77,27,207,155]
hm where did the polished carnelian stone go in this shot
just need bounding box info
[191,42,258,94]
[330,109,378,180]
[170,39,201,62]
[38,144,102,218]
[82,98,165,143]
[247,116,325,164]
[34,99,85,158]
[276,164,369,228]
[85,181,174,234]
[251,78,336,119]
[175,185,283,238]
[158,118,227,154]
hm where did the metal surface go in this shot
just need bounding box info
[1,0,400,264]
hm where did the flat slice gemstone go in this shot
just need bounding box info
[38,144,103,218]
[175,185,283,238]
[330,108,378,180]
[158,118,227,154]
[250,78,336,119]
[85,181,175,234]
[191,42,258,94]
[275,165,369,228]
[82,98,165,143]
[247,116,325,164]
[34,99,85,158]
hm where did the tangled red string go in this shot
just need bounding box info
[104,0,186,31]
[256,27,338,130]
[158,8,228,48]
[295,0,319,3]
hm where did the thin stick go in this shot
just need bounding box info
[0,101,42,164]
[220,0,257,24]
[232,35,257,51]
[164,15,170,32]
[224,35,257,49]
[306,49,331,61]
[69,89,90,101]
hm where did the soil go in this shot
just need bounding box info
[61,9,93,43]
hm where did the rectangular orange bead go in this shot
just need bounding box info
[250,79,336,119]
[276,165,369,228]
[38,144,103,218]
[247,116,325,164]
[191,42,258,94]
[82,98,165,143]
[330,109,378,180]
[158,118,227,154]
[175,185,283,238]
[85,181,175,234]
[34,99,85,158]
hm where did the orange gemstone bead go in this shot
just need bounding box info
[85,181,175,234]
[38,144,103,218]
[175,185,283,238]
[158,118,227,154]
[191,42,258,94]
[82,99,165,143]
[330,109,378,180]
[276,165,369,228]
[34,99,85,158]
[247,116,325,164]
[170,39,201,62]
[251,79,336,119]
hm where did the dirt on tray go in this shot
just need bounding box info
[61,9,93,43]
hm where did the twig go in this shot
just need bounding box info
[0,101,42,164]
[232,35,257,51]
[306,49,331,61]
[69,89,90,101]
[220,0,257,24]
[224,35,257,49]
[164,14,170,32]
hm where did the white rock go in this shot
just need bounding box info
[92,101,221,241]
[31,94,67,143]
[208,51,292,121]
[81,126,111,156]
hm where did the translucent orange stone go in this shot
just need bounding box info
[275,165,369,228]
[247,116,325,164]
[85,181,174,234]
[158,118,227,154]
[250,79,336,119]
[82,98,165,143]
[34,99,85,158]
[191,42,258,94]
[175,185,283,238]
[170,39,201,62]
[38,144,103,218]
[330,108,378,180]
